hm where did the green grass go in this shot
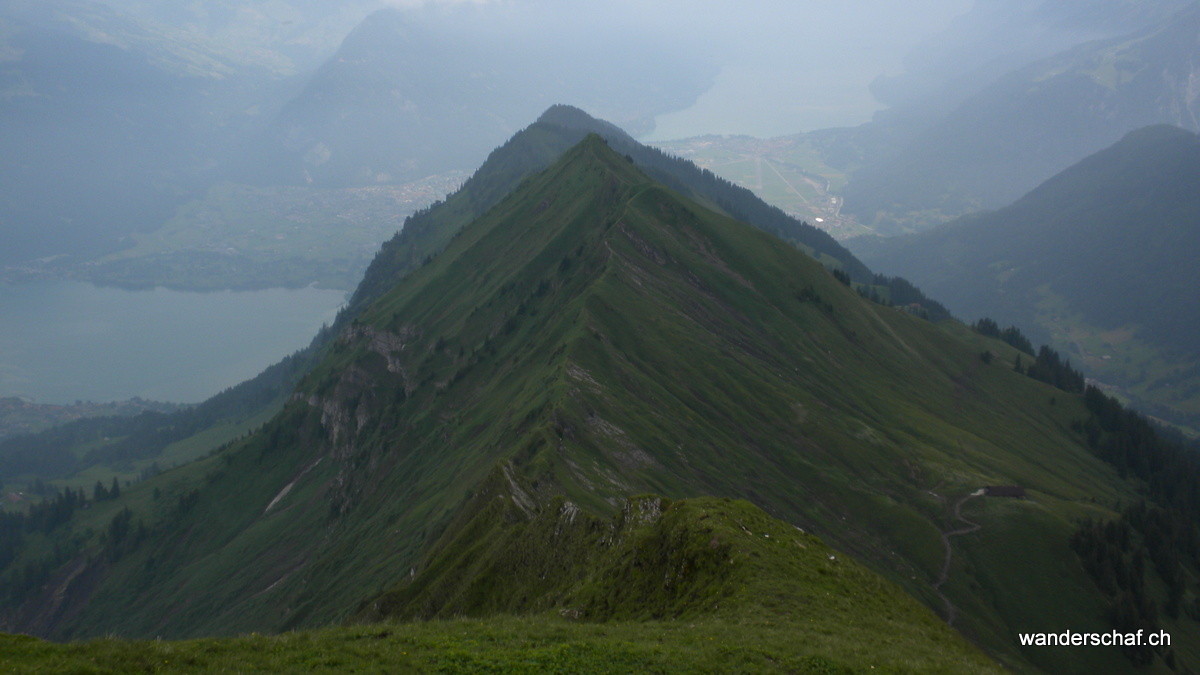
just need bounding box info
[0,614,999,674]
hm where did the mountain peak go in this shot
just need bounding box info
[535,104,635,140]
[554,132,637,175]
[561,131,615,157]
[536,104,595,126]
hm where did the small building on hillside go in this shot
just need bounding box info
[985,485,1026,498]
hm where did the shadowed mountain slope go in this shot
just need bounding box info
[854,124,1200,429]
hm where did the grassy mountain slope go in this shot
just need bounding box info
[0,104,928,509]
[842,2,1200,231]
[1,135,1174,671]
[854,124,1200,430]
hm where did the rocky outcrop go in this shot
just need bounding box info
[340,323,422,393]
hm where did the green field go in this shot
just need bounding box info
[44,399,285,498]
[0,397,180,441]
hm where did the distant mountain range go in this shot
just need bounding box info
[853,124,1200,430]
[0,0,282,264]
[0,0,715,270]
[840,1,1200,232]
[870,0,1193,118]
[87,0,382,74]
[245,5,716,189]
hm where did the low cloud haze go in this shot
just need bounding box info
[627,0,975,138]
[379,0,975,137]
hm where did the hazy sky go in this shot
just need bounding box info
[605,1,972,139]
[638,0,975,138]
[383,0,975,138]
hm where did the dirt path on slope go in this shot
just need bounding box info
[933,489,984,626]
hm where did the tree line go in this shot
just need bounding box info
[972,318,1084,392]
[973,317,1199,668]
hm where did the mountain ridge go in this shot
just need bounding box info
[0,134,1146,671]
[351,105,948,322]
[0,105,941,507]
[4,125,1195,671]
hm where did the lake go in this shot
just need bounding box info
[0,281,346,404]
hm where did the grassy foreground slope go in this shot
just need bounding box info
[2,497,999,674]
[0,136,1165,672]
[1,619,989,675]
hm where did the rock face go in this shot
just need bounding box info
[341,324,421,386]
